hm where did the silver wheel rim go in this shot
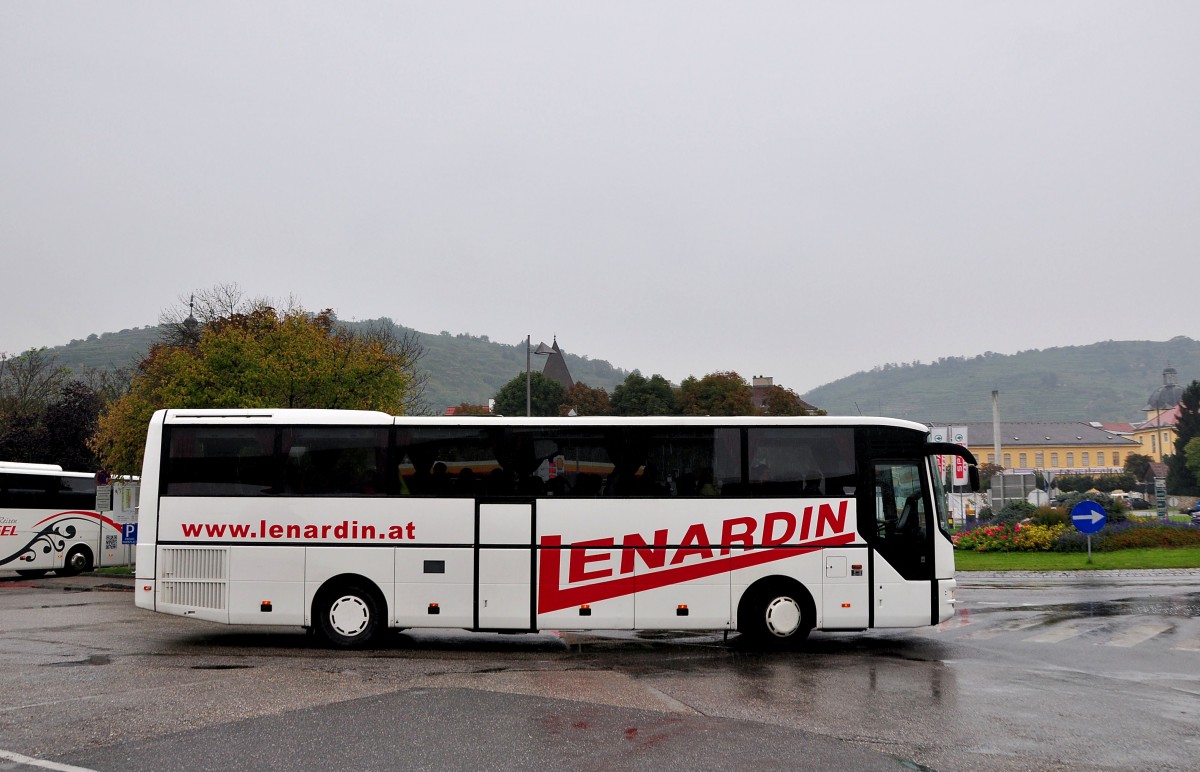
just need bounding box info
[764,596,802,637]
[67,551,87,571]
[328,595,370,638]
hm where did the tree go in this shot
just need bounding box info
[91,302,426,474]
[559,382,611,416]
[678,371,756,416]
[610,373,676,416]
[1184,437,1200,482]
[492,371,565,417]
[1123,453,1154,480]
[977,462,1004,489]
[0,348,71,416]
[0,380,106,470]
[0,411,44,464]
[42,381,103,471]
[1167,380,1200,495]
[158,283,272,347]
[759,384,820,416]
[0,348,109,469]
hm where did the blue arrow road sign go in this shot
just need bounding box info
[1070,501,1107,534]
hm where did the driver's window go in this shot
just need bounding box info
[873,462,926,542]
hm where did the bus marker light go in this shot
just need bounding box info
[841,603,852,608]
[428,603,440,615]
[143,585,152,592]
[261,601,272,612]
[676,604,689,616]
[579,604,592,616]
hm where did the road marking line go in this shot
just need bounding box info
[963,617,1043,640]
[1024,620,1102,643]
[0,749,96,772]
[1105,622,1172,648]
[1171,635,1200,652]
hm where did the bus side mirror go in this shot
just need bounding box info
[968,465,980,493]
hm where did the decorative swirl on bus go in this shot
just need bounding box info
[0,516,94,567]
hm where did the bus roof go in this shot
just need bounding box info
[0,463,94,479]
[0,461,64,471]
[154,408,930,433]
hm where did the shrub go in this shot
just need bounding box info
[1031,506,1069,526]
[1053,518,1200,552]
[994,500,1037,525]
[1012,523,1067,551]
[1054,527,1095,552]
[1102,522,1200,550]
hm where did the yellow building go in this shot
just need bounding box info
[1127,366,1184,463]
[962,421,1141,475]
[955,366,1184,473]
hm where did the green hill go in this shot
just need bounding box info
[29,325,1200,422]
[398,326,630,411]
[801,337,1200,423]
[42,321,631,413]
[52,326,161,371]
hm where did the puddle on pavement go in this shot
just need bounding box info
[965,592,1200,619]
[44,654,112,667]
[984,593,1200,621]
[190,664,254,670]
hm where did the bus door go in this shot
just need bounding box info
[865,461,934,628]
[476,502,535,630]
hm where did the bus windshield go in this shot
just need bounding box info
[929,455,951,534]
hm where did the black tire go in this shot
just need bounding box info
[738,583,813,648]
[315,584,381,648]
[16,569,49,578]
[55,546,92,577]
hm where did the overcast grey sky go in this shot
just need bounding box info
[2,2,1197,394]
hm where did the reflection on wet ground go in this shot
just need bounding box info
[963,591,1200,619]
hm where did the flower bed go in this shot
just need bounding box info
[954,516,1200,553]
[952,522,1066,552]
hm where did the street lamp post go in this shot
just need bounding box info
[526,335,553,417]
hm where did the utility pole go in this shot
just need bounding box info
[992,390,1001,467]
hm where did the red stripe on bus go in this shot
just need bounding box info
[32,510,124,531]
[536,532,856,613]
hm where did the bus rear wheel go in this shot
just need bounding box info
[315,584,380,648]
[739,583,813,647]
[55,546,92,577]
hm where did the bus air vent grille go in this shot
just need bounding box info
[159,547,228,610]
[161,547,227,580]
[161,580,226,610]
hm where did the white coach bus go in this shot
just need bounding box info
[1,462,136,577]
[134,409,978,648]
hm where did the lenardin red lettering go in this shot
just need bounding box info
[537,503,854,613]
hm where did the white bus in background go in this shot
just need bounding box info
[1,462,138,577]
[134,409,978,648]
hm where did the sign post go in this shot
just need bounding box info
[1070,500,1107,564]
[1155,476,1167,518]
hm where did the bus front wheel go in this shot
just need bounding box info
[739,582,813,647]
[55,546,92,577]
[315,584,380,648]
